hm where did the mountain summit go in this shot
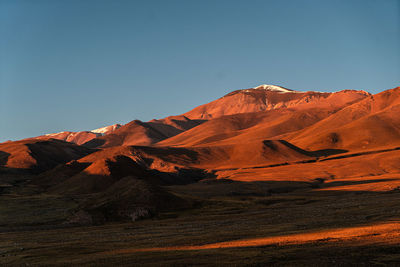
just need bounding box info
[183,85,369,119]
[250,84,296,93]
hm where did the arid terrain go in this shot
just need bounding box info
[1,85,400,266]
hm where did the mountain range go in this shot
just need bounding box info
[1,84,400,224]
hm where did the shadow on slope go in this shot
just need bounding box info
[269,140,347,157]
[0,151,10,166]
[39,154,211,195]
[0,139,95,174]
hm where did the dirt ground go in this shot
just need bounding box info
[1,173,400,266]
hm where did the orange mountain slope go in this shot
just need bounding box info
[159,88,370,148]
[287,87,400,151]
[84,116,204,148]
[3,85,400,186]
[183,85,369,119]
[31,124,122,145]
[0,139,93,173]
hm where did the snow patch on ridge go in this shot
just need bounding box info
[43,124,121,138]
[45,131,68,136]
[252,84,296,93]
[91,124,121,135]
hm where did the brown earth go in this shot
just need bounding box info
[183,87,369,119]
[0,139,93,173]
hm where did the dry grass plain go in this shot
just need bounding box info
[1,147,400,266]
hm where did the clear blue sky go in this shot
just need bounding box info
[1,0,399,141]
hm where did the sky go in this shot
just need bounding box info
[1,0,399,141]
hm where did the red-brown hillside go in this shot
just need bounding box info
[183,85,369,119]
[33,124,122,145]
[84,116,204,148]
[159,89,369,147]
[28,85,368,150]
[0,139,93,173]
[159,108,335,147]
[37,145,207,195]
[288,87,400,151]
[36,131,101,145]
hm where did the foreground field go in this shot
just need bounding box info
[1,168,400,266]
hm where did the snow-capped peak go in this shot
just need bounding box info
[91,124,121,134]
[252,84,294,93]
